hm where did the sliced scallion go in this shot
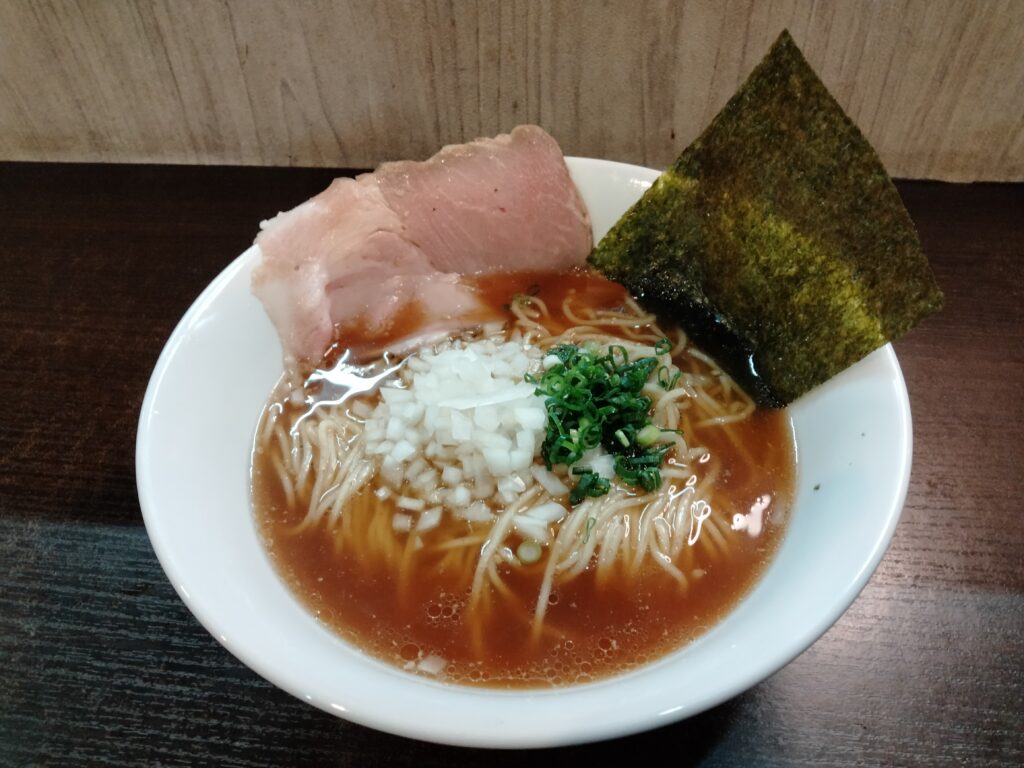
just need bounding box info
[526,341,679,503]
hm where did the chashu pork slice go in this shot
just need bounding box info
[252,176,479,364]
[252,125,591,366]
[374,125,592,274]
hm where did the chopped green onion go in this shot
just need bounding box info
[527,343,681,503]
[657,365,682,390]
[516,540,543,564]
[636,424,662,447]
[570,468,610,504]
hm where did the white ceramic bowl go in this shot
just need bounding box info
[136,158,911,748]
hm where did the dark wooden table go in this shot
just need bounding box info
[1,163,1021,766]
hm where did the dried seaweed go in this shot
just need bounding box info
[589,30,943,406]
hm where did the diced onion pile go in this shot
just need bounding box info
[361,339,571,541]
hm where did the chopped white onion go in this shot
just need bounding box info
[390,440,416,463]
[513,514,551,544]
[458,500,494,522]
[438,382,538,410]
[362,338,553,528]
[417,654,447,675]
[525,502,567,523]
[417,507,442,532]
[579,448,615,480]
[441,466,463,486]
[449,485,471,507]
[530,466,569,496]
[396,496,425,511]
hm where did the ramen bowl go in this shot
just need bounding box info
[136,158,911,748]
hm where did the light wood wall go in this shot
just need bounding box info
[1,0,1022,180]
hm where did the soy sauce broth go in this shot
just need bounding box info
[253,270,795,687]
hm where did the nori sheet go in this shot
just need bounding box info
[588,30,943,407]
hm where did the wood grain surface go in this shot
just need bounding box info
[0,162,1022,766]
[1,0,1023,181]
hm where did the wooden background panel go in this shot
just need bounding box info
[0,0,1021,180]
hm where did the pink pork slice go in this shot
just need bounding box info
[252,125,592,365]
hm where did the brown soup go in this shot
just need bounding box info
[252,270,795,687]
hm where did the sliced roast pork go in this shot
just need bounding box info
[252,125,592,365]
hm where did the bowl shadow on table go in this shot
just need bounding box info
[276,692,743,765]
[447,698,740,763]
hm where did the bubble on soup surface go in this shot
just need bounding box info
[399,643,420,661]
